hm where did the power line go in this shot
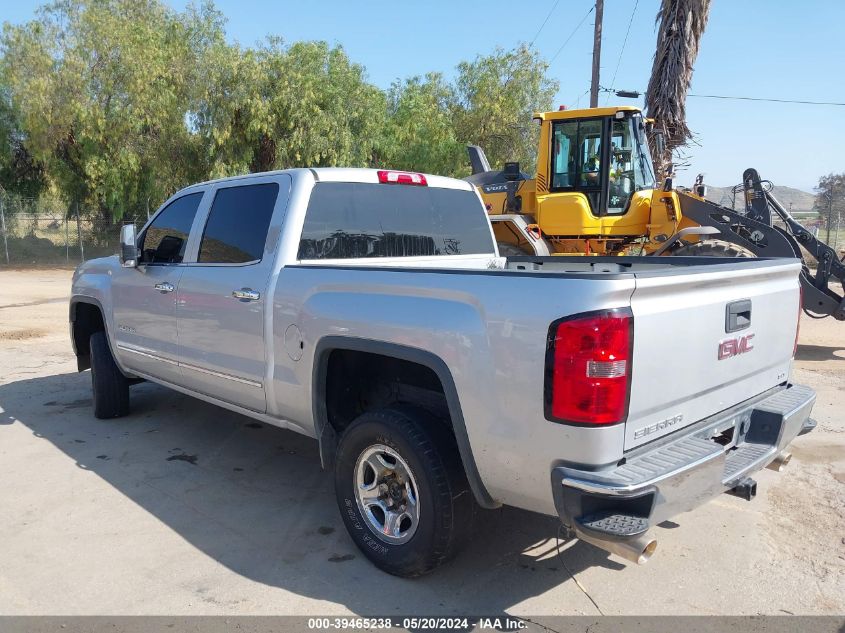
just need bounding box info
[604,0,639,105]
[549,4,595,64]
[601,86,845,107]
[688,94,845,106]
[569,86,592,109]
[529,0,562,49]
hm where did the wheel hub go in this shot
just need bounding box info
[354,444,419,544]
[388,481,403,501]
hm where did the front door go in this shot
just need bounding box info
[112,192,205,384]
[176,176,289,412]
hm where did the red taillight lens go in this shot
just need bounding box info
[546,310,632,425]
[377,170,427,186]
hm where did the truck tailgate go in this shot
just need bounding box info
[625,260,802,450]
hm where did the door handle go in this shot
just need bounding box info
[154,282,175,293]
[232,288,261,302]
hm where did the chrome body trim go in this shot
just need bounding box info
[117,343,262,388]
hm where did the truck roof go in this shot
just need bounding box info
[178,167,474,194]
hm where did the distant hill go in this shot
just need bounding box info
[699,184,817,213]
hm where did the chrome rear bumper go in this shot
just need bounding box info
[551,383,816,539]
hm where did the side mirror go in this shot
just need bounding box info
[653,130,666,157]
[120,224,138,268]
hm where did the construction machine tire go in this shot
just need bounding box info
[672,240,754,258]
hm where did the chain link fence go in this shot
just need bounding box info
[0,192,144,268]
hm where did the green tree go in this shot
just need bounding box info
[1,0,225,220]
[194,39,386,176]
[814,173,845,245]
[1,0,560,213]
[452,45,558,175]
[0,84,46,198]
[380,73,463,175]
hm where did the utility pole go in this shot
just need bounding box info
[590,0,604,108]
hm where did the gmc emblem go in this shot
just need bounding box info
[718,333,755,360]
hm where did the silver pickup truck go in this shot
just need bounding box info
[70,168,815,576]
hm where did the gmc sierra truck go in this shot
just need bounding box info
[70,168,816,576]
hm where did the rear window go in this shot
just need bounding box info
[298,183,494,260]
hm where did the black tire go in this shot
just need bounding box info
[672,239,753,258]
[334,405,474,577]
[90,331,130,419]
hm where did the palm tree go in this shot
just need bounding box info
[645,0,711,176]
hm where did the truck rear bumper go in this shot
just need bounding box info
[551,383,816,542]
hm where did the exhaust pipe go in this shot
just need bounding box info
[766,451,792,472]
[574,528,657,565]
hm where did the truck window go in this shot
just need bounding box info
[139,192,204,264]
[298,183,494,260]
[198,183,279,264]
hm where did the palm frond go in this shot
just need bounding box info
[645,0,711,172]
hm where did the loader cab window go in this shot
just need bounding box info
[551,119,603,212]
[551,119,603,188]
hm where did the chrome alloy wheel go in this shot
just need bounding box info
[354,444,420,544]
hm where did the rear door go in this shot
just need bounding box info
[624,260,802,450]
[112,192,205,384]
[176,175,291,412]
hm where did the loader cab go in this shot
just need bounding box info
[545,108,656,217]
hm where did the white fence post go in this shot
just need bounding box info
[75,202,84,262]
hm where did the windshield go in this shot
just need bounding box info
[608,114,657,213]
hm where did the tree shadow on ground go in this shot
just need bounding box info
[0,371,627,615]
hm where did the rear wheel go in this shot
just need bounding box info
[672,239,753,258]
[334,405,474,577]
[90,331,130,419]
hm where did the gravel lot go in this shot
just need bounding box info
[0,268,843,616]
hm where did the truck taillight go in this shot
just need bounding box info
[377,170,427,186]
[545,309,633,425]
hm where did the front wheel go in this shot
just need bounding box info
[90,331,130,419]
[334,405,474,577]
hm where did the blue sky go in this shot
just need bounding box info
[4,0,844,191]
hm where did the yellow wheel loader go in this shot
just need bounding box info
[467,105,845,320]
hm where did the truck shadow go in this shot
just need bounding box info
[795,343,844,362]
[0,371,625,614]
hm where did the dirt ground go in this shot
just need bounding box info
[0,268,842,616]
